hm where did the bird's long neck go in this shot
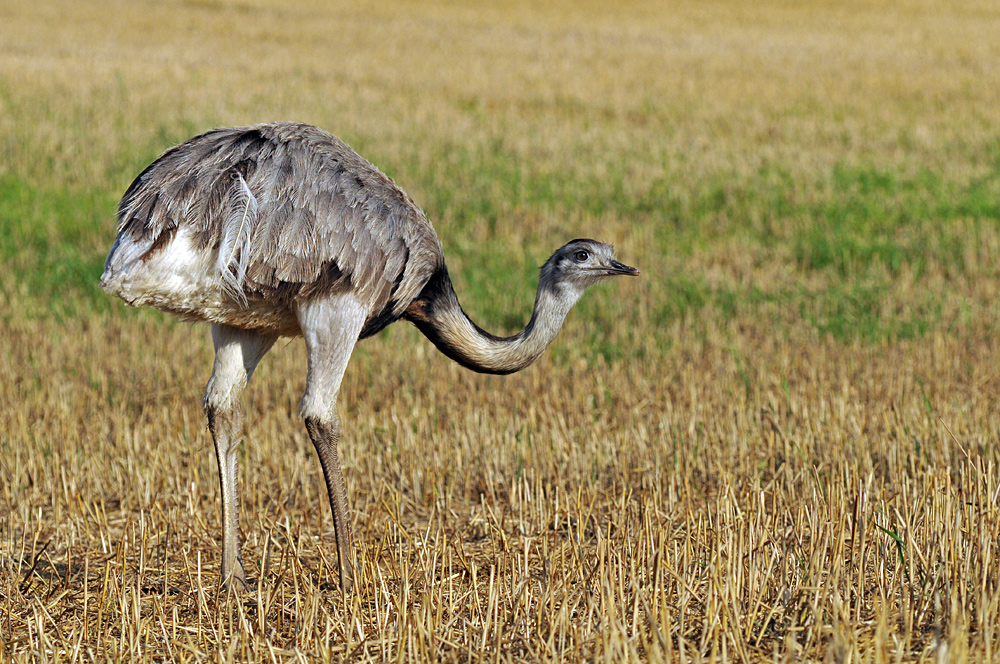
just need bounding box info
[405,268,580,375]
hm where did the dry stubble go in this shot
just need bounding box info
[3,0,1000,661]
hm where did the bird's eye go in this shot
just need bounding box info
[574,250,589,263]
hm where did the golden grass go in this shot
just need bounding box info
[6,309,1000,662]
[3,0,1000,661]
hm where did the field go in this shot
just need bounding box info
[3,0,1000,661]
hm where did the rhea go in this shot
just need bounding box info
[101,122,639,592]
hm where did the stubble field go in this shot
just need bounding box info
[2,0,1000,661]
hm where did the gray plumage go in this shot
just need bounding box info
[105,123,442,335]
[101,121,638,593]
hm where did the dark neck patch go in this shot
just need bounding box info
[402,267,527,375]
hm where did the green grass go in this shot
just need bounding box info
[0,175,114,317]
[2,86,999,344]
[4,137,997,343]
[792,162,1000,279]
[802,281,942,343]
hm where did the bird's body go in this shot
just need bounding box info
[102,123,442,337]
[102,122,638,592]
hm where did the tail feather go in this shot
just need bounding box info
[101,232,154,290]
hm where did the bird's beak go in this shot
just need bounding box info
[609,260,640,276]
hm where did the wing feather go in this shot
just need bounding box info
[217,172,259,303]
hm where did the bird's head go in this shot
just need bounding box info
[539,239,639,298]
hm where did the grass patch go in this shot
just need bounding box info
[792,162,998,280]
[802,281,941,344]
[0,174,115,317]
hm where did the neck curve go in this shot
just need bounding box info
[405,268,580,375]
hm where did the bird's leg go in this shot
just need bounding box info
[304,415,353,592]
[296,294,367,593]
[203,324,276,592]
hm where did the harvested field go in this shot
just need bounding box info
[2,0,1000,661]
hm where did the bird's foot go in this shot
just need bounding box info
[220,558,255,594]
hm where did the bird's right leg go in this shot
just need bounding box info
[203,323,277,592]
[296,294,367,593]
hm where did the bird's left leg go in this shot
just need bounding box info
[203,324,277,592]
[296,294,367,593]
